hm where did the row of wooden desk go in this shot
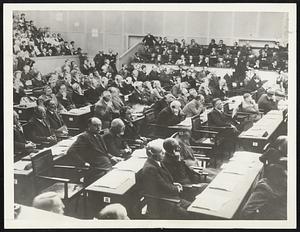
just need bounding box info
[238,110,285,152]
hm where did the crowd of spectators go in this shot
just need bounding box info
[13,12,83,72]
[135,33,288,72]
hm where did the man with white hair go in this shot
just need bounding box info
[141,139,191,219]
[96,203,130,220]
[157,100,186,126]
[103,118,131,158]
[32,192,65,215]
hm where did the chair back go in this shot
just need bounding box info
[31,149,54,176]
[191,115,202,131]
[22,121,33,140]
[143,108,156,124]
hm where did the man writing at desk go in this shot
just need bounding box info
[67,117,123,181]
[157,100,186,126]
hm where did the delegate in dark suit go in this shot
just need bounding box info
[67,131,113,169]
[142,158,191,219]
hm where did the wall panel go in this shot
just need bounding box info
[143,11,164,35]
[124,11,143,34]
[186,12,209,37]
[164,11,186,36]
[233,12,258,38]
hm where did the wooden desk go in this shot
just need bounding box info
[14,134,81,205]
[15,204,80,221]
[60,106,92,134]
[85,169,137,217]
[238,110,283,152]
[188,151,263,219]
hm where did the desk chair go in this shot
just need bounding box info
[142,108,168,138]
[171,132,211,177]
[30,149,109,217]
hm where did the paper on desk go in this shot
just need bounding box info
[57,139,75,147]
[14,161,31,170]
[131,149,147,158]
[114,157,147,173]
[192,192,230,211]
[51,146,68,156]
[92,169,134,189]
[177,117,192,127]
[209,172,242,192]
[221,162,251,175]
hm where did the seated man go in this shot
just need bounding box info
[240,93,261,122]
[259,135,287,166]
[44,99,68,137]
[13,110,37,157]
[162,138,207,202]
[29,106,57,146]
[94,91,114,129]
[108,86,124,115]
[129,81,152,105]
[208,98,240,133]
[56,84,76,111]
[182,94,205,117]
[141,139,191,219]
[240,161,287,220]
[67,117,123,182]
[153,93,176,115]
[157,100,186,126]
[32,192,65,215]
[103,118,132,158]
[257,88,278,114]
[95,203,130,220]
[119,106,147,144]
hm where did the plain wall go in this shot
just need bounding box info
[16,11,288,57]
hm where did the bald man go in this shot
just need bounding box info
[141,139,191,219]
[157,100,186,126]
[103,118,132,158]
[67,117,123,175]
[32,192,65,215]
[96,203,129,220]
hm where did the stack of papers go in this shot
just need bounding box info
[221,162,252,175]
[113,157,147,173]
[14,161,31,171]
[192,192,230,211]
[92,169,134,189]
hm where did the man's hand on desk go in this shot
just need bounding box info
[25,141,36,149]
[174,182,183,192]
[111,156,123,163]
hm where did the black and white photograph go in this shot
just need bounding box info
[4,3,296,229]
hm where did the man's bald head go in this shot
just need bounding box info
[163,137,180,154]
[32,192,65,215]
[146,139,165,161]
[87,117,102,134]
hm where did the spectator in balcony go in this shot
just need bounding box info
[209,47,218,67]
[94,50,106,72]
[148,65,160,81]
[208,39,218,54]
[175,54,186,66]
[142,32,157,47]
[122,76,135,96]
[62,41,72,55]
[105,49,118,73]
[20,65,33,88]
[137,65,148,82]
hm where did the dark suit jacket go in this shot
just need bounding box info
[142,158,180,199]
[208,109,232,127]
[72,92,89,108]
[157,106,185,126]
[46,110,64,130]
[14,127,27,151]
[67,131,112,169]
[162,154,197,185]
[103,131,128,157]
[29,118,54,144]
